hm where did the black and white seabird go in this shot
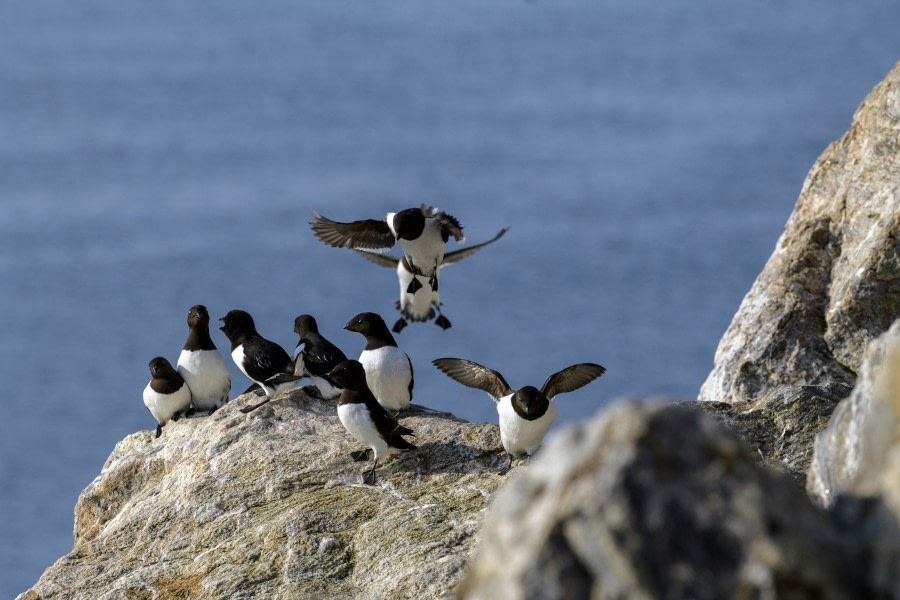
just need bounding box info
[326,359,417,485]
[310,205,465,294]
[344,312,413,414]
[353,228,508,333]
[219,309,300,413]
[292,314,347,400]
[177,304,231,415]
[433,357,606,474]
[143,356,192,438]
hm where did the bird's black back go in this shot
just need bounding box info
[301,333,348,378]
[241,336,293,382]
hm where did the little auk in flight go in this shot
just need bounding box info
[344,312,413,414]
[292,314,347,400]
[310,205,464,294]
[143,356,192,438]
[353,227,508,333]
[326,359,417,485]
[177,304,231,415]
[219,309,300,413]
[433,357,606,474]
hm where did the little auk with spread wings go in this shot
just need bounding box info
[310,205,464,294]
[433,357,605,474]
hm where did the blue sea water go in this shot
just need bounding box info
[1,1,899,595]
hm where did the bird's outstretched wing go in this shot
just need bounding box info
[432,358,512,401]
[351,249,400,268]
[420,204,465,243]
[310,211,396,251]
[540,363,606,400]
[441,227,508,266]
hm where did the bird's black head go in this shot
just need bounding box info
[219,309,256,341]
[325,359,368,391]
[294,314,319,337]
[391,208,426,241]
[187,304,209,329]
[148,356,175,379]
[344,312,389,337]
[511,385,550,420]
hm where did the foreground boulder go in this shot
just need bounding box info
[458,402,888,600]
[699,61,900,404]
[808,320,900,510]
[23,391,505,599]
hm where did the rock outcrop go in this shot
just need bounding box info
[23,53,900,600]
[808,320,900,509]
[457,403,886,600]
[689,382,850,484]
[699,61,900,404]
[22,391,506,599]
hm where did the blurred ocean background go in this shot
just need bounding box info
[2,0,899,595]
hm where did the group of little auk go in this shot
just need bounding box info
[143,206,606,485]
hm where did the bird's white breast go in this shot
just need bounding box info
[143,382,192,425]
[177,349,231,410]
[496,395,557,456]
[231,346,250,379]
[359,346,412,411]
[337,403,394,460]
[398,218,445,277]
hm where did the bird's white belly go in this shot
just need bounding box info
[359,347,412,411]
[398,220,444,277]
[497,395,557,456]
[310,376,341,400]
[177,349,231,410]
[337,403,394,461]
[143,382,192,425]
[295,352,342,399]
[396,262,439,320]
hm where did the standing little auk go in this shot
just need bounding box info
[310,205,464,294]
[344,312,413,414]
[353,227,508,332]
[433,357,606,474]
[292,314,347,400]
[219,309,300,413]
[326,359,416,485]
[177,304,231,415]
[143,356,192,438]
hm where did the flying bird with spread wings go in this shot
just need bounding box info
[310,205,507,332]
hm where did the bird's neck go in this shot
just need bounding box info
[184,324,217,351]
[229,330,258,350]
[364,330,397,350]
